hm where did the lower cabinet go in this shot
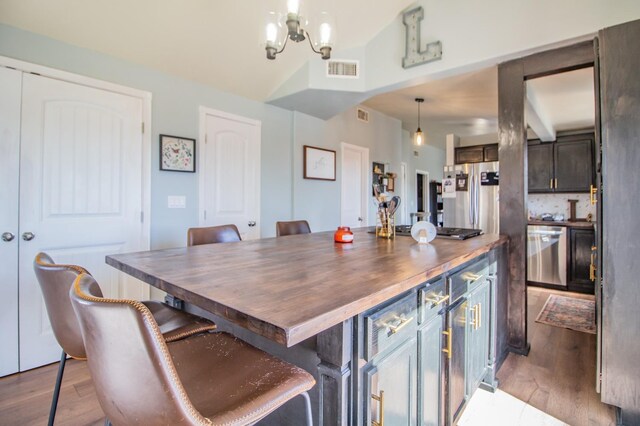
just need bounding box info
[447,297,468,424]
[466,279,491,396]
[419,311,444,426]
[568,227,595,293]
[365,338,418,426]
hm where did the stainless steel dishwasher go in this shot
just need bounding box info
[527,225,567,286]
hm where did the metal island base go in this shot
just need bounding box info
[107,230,509,425]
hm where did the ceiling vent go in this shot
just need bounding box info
[357,108,369,123]
[327,60,359,78]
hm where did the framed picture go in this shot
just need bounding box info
[304,145,336,181]
[456,174,469,191]
[160,134,196,172]
[372,162,385,195]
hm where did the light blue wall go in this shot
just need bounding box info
[0,23,293,247]
[0,23,446,246]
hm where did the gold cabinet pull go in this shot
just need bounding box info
[371,390,384,426]
[550,179,553,189]
[469,305,478,330]
[590,185,598,205]
[555,178,558,189]
[386,316,414,335]
[478,302,482,329]
[425,293,450,307]
[442,328,452,359]
[462,272,482,283]
[590,246,597,282]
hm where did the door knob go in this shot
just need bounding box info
[248,221,256,227]
[2,232,15,242]
[22,232,35,241]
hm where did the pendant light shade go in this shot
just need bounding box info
[414,98,425,146]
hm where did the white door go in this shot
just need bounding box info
[18,74,148,371]
[0,67,22,377]
[341,143,369,228]
[200,109,261,240]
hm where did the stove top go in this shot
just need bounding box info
[394,225,483,240]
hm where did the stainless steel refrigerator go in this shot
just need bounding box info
[442,162,499,234]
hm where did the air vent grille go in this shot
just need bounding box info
[327,60,359,78]
[357,108,369,123]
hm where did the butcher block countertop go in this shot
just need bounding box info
[107,229,507,347]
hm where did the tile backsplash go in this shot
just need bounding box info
[528,193,597,221]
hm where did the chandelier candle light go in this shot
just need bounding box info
[264,0,335,60]
[414,98,425,146]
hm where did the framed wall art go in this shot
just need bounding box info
[303,145,336,181]
[160,135,196,172]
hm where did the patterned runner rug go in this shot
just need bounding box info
[535,294,596,334]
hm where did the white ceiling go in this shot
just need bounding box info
[0,0,414,101]
[362,66,595,141]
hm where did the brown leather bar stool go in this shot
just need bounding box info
[70,273,315,426]
[187,224,241,246]
[276,220,311,237]
[33,253,217,426]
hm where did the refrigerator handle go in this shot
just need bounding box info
[474,173,480,226]
[468,173,474,225]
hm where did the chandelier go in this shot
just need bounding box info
[264,0,335,60]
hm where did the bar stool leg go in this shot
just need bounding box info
[48,350,67,426]
[300,392,313,426]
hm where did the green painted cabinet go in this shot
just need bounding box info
[419,312,444,426]
[466,279,491,396]
[365,338,418,426]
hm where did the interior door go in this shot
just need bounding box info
[341,143,368,228]
[0,66,22,377]
[19,73,147,371]
[202,111,261,240]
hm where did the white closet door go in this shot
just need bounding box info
[0,67,22,377]
[201,111,261,240]
[19,74,147,370]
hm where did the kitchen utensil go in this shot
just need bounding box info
[388,196,401,216]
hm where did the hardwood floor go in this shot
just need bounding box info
[0,287,616,425]
[497,286,616,426]
[0,359,104,425]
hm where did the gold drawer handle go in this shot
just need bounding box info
[590,185,598,205]
[462,272,482,283]
[442,328,452,359]
[372,390,384,426]
[386,316,414,335]
[424,293,449,307]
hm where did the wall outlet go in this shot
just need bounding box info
[168,196,186,209]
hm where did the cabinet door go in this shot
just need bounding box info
[528,143,554,193]
[569,228,595,292]
[483,144,499,162]
[447,298,468,424]
[466,280,491,396]
[554,138,594,192]
[419,314,444,426]
[455,146,484,164]
[365,338,418,426]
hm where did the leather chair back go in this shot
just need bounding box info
[187,224,241,246]
[276,220,311,237]
[33,252,100,359]
[70,273,208,425]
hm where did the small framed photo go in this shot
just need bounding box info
[304,145,336,181]
[160,135,196,172]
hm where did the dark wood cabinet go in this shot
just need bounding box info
[528,132,594,193]
[454,144,498,164]
[528,143,554,192]
[568,227,595,293]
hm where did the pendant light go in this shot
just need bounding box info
[414,98,425,146]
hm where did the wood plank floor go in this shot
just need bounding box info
[497,286,616,426]
[0,287,616,425]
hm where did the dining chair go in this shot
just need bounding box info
[187,224,241,246]
[70,272,315,426]
[33,252,217,426]
[276,220,311,237]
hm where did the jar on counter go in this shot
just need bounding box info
[334,226,354,243]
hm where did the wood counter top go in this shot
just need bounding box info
[107,229,507,347]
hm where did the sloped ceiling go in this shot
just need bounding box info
[0,0,413,101]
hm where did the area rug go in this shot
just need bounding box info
[535,294,596,334]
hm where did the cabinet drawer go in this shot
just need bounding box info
[450,257,489,301]
[365,292,418,361]
[418,278,446,325]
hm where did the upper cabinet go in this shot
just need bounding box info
[455,143,498,164]
[528,132,594,193]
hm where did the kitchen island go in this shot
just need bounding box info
[107,228,509,425]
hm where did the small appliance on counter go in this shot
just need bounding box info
[394,225,482,240]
